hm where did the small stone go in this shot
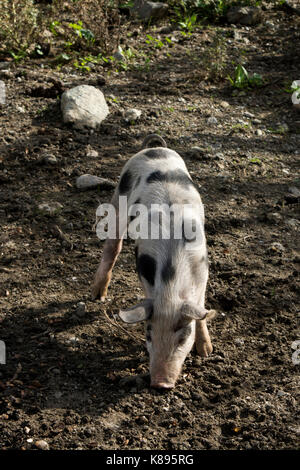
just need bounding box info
[227,6,262,25]
[76,174,111,190]
[132,1,169,21]
[113,48,125,61]
[269,242,285,253]
[16,105,25,113]
[267,212,282,223]
[288,186,300,197]
[277,390,286,397]
[207,116,218,126]
[191,146,205,158]
[76,302,86,315]
[43,153,57,165]
[86,147,99,158]
[38,202,63,216]
[286,218,299,229]
[234,338,245,346]
[220,101,230,109]
[35,440,50,450]
[256,129,263,136]
[124,108,142,122]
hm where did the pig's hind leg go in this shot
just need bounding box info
[92,194,126,301]
[91,235,123,301]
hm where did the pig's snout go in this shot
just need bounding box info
[151,379,175,390]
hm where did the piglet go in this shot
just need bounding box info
[92,134,215,389]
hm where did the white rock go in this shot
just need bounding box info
[288,186,300,197]
[207,116,218,126]
[269,242,285,253]
[16,105,25,113]
[220,101,230,109]
[35,440,50,450]
[76,174,109,189]
[86,147,99,158]
[124,108,142,122]
[132,0,168,21]
[61,85,109,129]
[256,129,263,136]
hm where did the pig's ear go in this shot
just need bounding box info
[181,302,216,322]
[119,299,153,324]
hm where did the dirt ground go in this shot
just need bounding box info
[0,4,299,451]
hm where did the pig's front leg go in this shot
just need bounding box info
[91,237,123,301]
[195,319,213,357]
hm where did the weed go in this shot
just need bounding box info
[228,64,263,89]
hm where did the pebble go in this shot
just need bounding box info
[286,219,299,229]
[76,302,86,316]
[256,129,263,136]
[43,153,57,165]
[35,440,50,450]
[124,108,142,122]
[207,116,218,126]
[38,202,63,216]
[288,186,300,197]
[234,338,245,346]
[267,212,282,223]
[16,105,25,113]
[76,174,109,190]
[86,147,99,158]
[220,101,230,109]
[269,242,285,253]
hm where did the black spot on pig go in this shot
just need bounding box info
[134,176,141,189]
[119,170,132,194]
[161,258,176,283]
[177,325,192,346]
[147,169,195,189]
[137,254,156,286]
[145,149,170,159]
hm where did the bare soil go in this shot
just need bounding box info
[0,5,299,450]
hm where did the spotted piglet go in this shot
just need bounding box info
[92,134,216,389]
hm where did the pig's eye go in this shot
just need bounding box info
[176,325,192,346]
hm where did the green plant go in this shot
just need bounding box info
[68,20,95,43]
[228,64,263,89]
[0,0,43,57]
[178,13,198,33]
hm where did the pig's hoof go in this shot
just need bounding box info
[196,341,213,357]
